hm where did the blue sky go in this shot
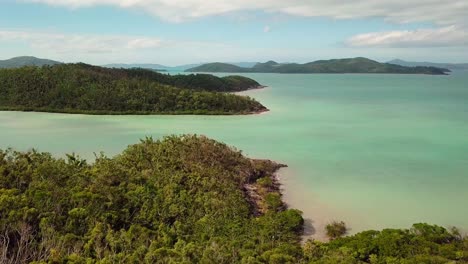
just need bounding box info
[1,0,467,65]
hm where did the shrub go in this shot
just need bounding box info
[325,221,347,240]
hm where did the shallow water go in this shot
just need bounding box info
[1,72,467,239]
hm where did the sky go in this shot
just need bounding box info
[0,0,467,65]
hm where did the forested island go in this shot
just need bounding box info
[186,57,450,75]
[1,135,467,263]
[0,56,62,69]
[388,59,468,71]
[0,64,266,115]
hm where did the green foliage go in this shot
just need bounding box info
[0,135,302,263]
[265,193,283,211]
[187,57,449,75]
[305,223,468,263]
[1,136,466,263]
[0,64,266,115]
[325,221,348,240]
[122,67,260,92]
[256,177,273,188]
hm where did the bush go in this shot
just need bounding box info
[325,221,347,240]
[265,193,283,211]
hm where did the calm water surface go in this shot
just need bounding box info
[1,72,467,239]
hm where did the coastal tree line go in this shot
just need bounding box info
[1,135,467,263]
[0,136,303,263]
[0,64,265,115]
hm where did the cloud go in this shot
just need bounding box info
[22,0,468,25]
[346,26,468,47]
[0,28,237,64]
[0,30,165,53]
[263,26,271,33]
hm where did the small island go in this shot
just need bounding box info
[186,57,450,75]
[0,63,267,115]
[0,56,62,68]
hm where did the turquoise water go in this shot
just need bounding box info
[1,72,467,239]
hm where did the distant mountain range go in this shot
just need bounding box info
[102,63,199,71]
[103,62,258,71]
[388,59,468,71]
[1,56,458,75]
[0,56,62,68]
[187,58,450,75]
[103,63,170,71]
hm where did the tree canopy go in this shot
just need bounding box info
[0,64,266,115]
[0,135,467,263]
[0,135,303,263]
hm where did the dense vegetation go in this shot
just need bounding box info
[1,135,468,263]
[0,135,303,263]
[121,67,260,92]
[304,224,468,264]
[187,57,450,75]
[0,56,62,69]
[0,64,266,115]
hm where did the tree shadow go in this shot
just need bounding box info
[303,218,316,236]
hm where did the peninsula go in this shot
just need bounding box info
[1,135,466,263]
[0,63,266,115]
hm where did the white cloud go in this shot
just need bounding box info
[0,30,165,53]
[22,0,468,25]
[0,29,238,64]
[263,26,271,33]
[347,26,468,47]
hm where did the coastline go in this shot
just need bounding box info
[248,85,267,91]
[233,85,270,116]
[232,85,267,94]
[245,160,327,241]
[244,159,288,216]
[0,104,269,116]
[0,108,269,116]
[0,86,269,117]
[276,166,332,242]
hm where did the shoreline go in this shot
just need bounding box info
[0,108,269,116]
[231,85,267,95]
[244,159,288,216]
[275,166,331,242]
[248,85,267,91]
[254,161,325,241]
[0,106,269,116]
[0,86,270,117]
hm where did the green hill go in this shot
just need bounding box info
[186,62,250,73]
[0,64,266,115]
[187,57,450,75]
[0,56,62,68]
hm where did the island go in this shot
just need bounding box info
[0,63,267,115]
[1,135,466,263]
[186,57,451,75]
[0,56,62,68]
[388,59,468,71]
